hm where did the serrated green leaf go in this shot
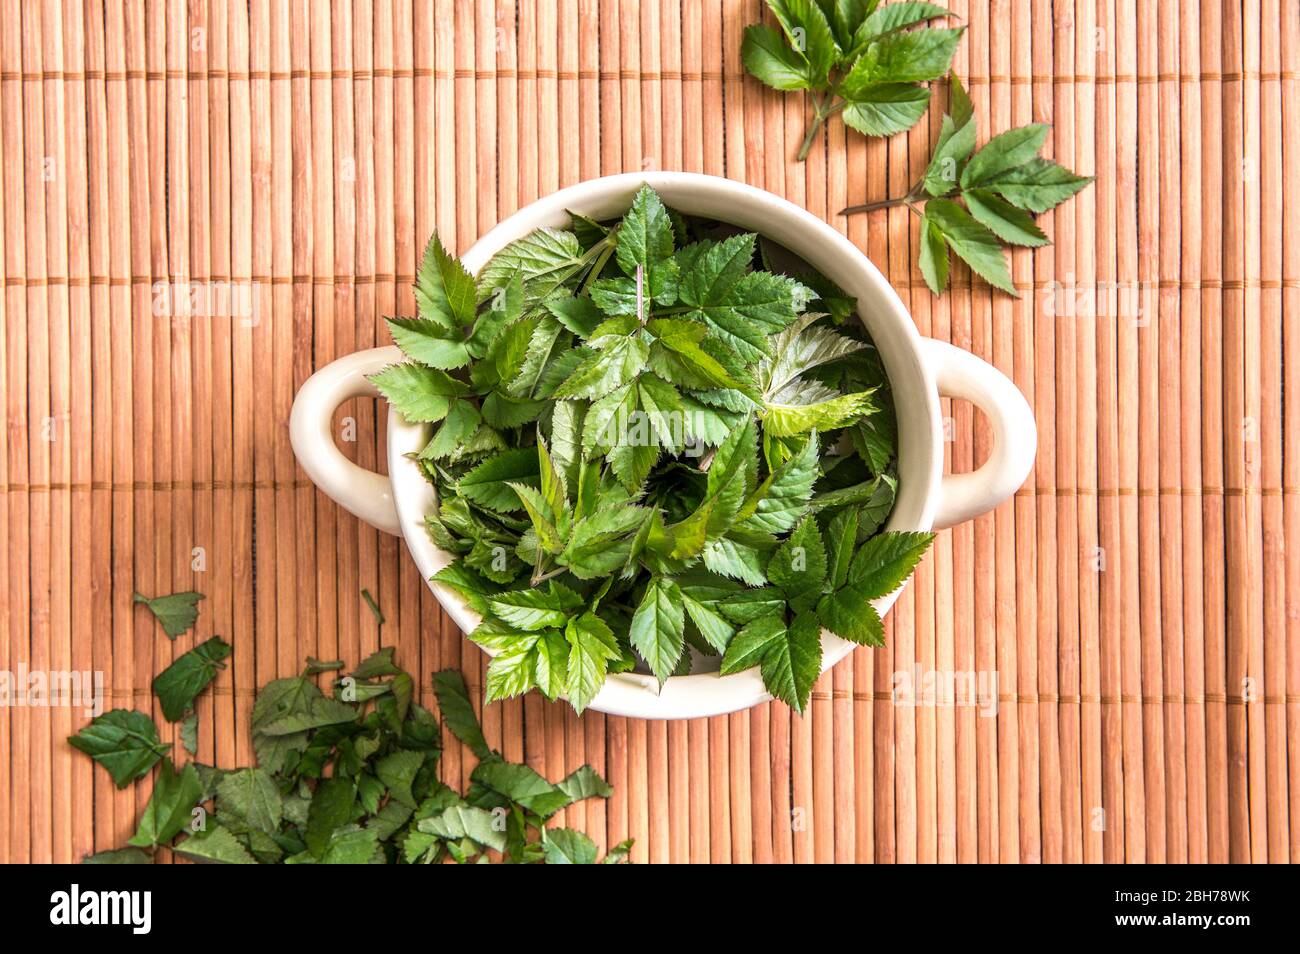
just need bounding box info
[767,0,838,86]
[719,612,786,674]
[173,824,257,864]
[741,23,811,91]
[760,612,823,712]
[485,642,539,704]
[369,362,467,423]
[615,185,679,303]
[817,584,885,645]
[385,316,472,369]
[964,188,1050,247]
[923,113,976,196]
[848,529,936,596]
[924,198,1016,295]
[565,612,621,713]
[767,516,828,595]
[476,227,584,307]
[127,758,202,848]
[543,827,599,864]
[552,336,649,400]
[306,777,357,858]
[917,215,950,294]
[983,156,1094,213]
[745,432,820,533]
[960,122,1051,188]
[215,767,282,835]
[682,592,736,653]
[414,231,477,331]
[132,590,204,639]
[629,577,685,685]
[457,447,540,512]
[152,636,232,722]
[431,668,490,759]
[841,82,932,137]
[856,1,953,43]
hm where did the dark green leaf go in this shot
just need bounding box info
[152,636,232,722]
[432,668,491,759]
[132,590,204,639]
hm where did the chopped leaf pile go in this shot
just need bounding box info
[75,642,626,864]
[377,185,934,714]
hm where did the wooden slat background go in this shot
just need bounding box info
[0,0,1294,864]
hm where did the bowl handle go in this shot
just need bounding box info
[922,338,1037,530]
[290,346,404,535]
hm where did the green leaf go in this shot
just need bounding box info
[476,227,584,307]
[565,612,622,714]
[825,507,860,590]
[767,517,828,595]
[418,804,508,852]
[543,828,599,864]
[615,185,679,303]
[215,767,282,835]
[741,23,811,91]
[546,295,604,338]
[152,636,232,722]
[745,432,820,534]
[173,824,257,864]
[844,26,964,86]
[759,611,823,712]
[960,122,1050,188]
[768,0,838,85]
[180,711,199,756]
[485,642,540,704]
[552,336,649,401]
[923,113,976,196]
[946,70,973,127]
[385,316,472,370]
[857,1,952,42]
[720,612,786,674]
[817,584,885,645]
[472,758,570,816]
[924,198,1016,295]
[306,777,357,858]
[702,536,769,585]
[533,629,570,700]
[414,231,477,331]
[917,215,950,294]
[983,156,1094,213]
[763,388,875,436]
[557,764,615,801]
[457,447,540,512]
[629,578,686,685]
[432,668,491,759]
[841,83,932,137]
[369,362,466,423]
[848,529,935,596]
[682,592,736,653]
[132,590,204,639]
[489,582,581,631]
[376,750,425,809]
[419,399,482,460]
[127,759,202,847]
[83,848,153,864]
[963,189,1050,247]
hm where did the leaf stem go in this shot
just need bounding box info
[840,181,926,217]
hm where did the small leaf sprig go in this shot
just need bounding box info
[741,0,963,160]
[842,75,1093,296]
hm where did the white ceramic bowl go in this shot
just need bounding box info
[290,172,1036,720]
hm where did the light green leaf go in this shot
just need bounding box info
[476,227,584,307]
[489,583,580,631]
[844,25,964,86]
[485,642,539,704]
[856,1,953,42]
[419,399,481,460]
[565,612,622,713]
[923,113,976,196]
[615,185,679,302]
[552,337,650,400]
[768,0,838,85]
[719,612,786,674]
[817,584,885,645]
[745,432,820,533]
[682,592,736,653]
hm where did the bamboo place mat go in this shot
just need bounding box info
[0,0,1294,865]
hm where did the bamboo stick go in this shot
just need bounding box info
[1258,0,1288,864]
[1177,0,1208,865]
[1199,0,1229,864]
[0,11,9,860]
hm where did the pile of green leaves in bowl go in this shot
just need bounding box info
[373,186,934,714]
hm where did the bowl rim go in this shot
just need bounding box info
[386,171,943,720]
